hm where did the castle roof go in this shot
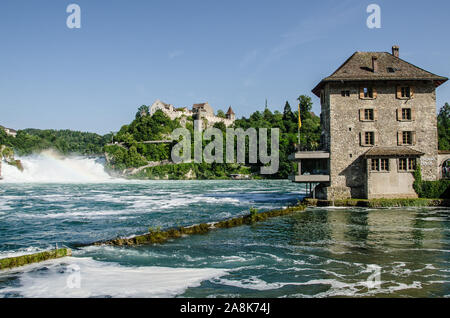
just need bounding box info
[363,146,424,158]
[193,103,208,109]
[226,106,235,115]
[192,102,214,115]
[312,48,448,97]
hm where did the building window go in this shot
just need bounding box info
[360,108,377,121]
[397,107,415,121]
[408,158,416,170]
[380,158,389,171]
[364,109,374,121]
[365,132,375,146]
[397,86,414,99]
[402,108,412,121]
[360,87,376,99]
[399,158,407,171]
[371,159,380,171]
[402,131,413,145]
[341,90,350,97]
[371,158,390,172]
[398,131,415,146]
[401,87,411,98]
[363,87,373,98]
[399,158,416,172]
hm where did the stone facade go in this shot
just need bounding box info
[149,100,235,129]
[322,81,440,198]
[311,46,447,199]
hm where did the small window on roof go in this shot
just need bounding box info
[387,67,395,73]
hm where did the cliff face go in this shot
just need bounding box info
[0,145,23,178]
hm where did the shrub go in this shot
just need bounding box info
[413,164,450,198]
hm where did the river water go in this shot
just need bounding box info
[0,156,449,297]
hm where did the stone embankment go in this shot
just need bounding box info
[0,248,72,270]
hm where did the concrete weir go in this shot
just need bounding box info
[92,205,307,247]
[0,248,72,271]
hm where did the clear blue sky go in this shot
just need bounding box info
[1,0,449,134]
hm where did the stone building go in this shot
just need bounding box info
[0,125,17,138]
[290,46,448,199]
[148,100,235,130]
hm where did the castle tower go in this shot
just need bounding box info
[226,106,235,121]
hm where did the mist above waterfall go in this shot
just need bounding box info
[1,150,116,183]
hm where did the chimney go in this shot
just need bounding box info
[372,56,378,73]
[392,45,399,58]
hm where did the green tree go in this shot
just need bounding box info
[216,110,226,118]
[282,101,294,122]
[136,105,149,119]
[438,103,450,150]
[297,95,313,120]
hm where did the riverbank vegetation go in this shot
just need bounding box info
[413,164,450,199]
[0,128,110,156]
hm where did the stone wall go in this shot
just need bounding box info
[149,100,234,128]
[365,159,418,199]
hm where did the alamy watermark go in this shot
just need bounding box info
[171,121,279,175]
[366,4,381,29]
[66,4,81,29]
[66,264,81,289]
[365,264,381,289]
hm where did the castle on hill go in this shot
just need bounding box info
[148,100,235,129]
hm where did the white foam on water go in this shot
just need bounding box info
[22,209,134,219]
[215,276,423,297]
[0,257,228,298]
[1,150,119,183]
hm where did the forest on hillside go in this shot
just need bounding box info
[103,95,320,179]
[0,128,111,156]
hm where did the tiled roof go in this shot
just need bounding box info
[226,106,235,115]
[312,50,448,97]
[363,146,424,158]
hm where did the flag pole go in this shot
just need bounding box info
[297,102,301,151]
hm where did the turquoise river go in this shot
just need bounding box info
[0,157,449,298]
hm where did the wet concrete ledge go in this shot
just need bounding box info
[0,248,72,271]
[91,205,307,247]
[303,198,450,208]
